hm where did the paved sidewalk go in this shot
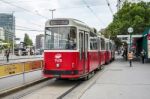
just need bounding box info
[80,56,150,99]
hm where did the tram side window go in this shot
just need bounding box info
[109,42,112,50]
[101,38,105,50]
[65,28,77,49]
[79,33,84,59]
[90,38,98,50]
[97,38,100,50]
[106,42,109,50]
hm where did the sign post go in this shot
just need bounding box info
[127,27,134,67]
[128,27,133,51]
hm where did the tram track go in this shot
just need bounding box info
[2,78,84,99]
[0,78,50,99]
[57,81,83,99]
[1,67,106,99]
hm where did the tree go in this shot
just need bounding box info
[103,1,150,47]
[107,1,150,36]
[24,33,33,46]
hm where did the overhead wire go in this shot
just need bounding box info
[0,0,115,32]
[16,28,44,32]
[16,25,43,31]
[0,0,48,19]
[49,3,110,10]
[105,0,114,16]
[81,0,105,26]
[0,0,46,30]
[4,28,43,33]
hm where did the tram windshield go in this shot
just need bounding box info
[45,27,77,50]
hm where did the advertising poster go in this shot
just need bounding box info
[148,34,150,58]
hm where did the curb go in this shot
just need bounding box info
[63,68,106,99]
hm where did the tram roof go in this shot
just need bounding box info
[45,18,91,29]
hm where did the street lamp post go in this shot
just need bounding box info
[128,27,133,51]
[49,9,56,19]
[12,11,15,55]
[127,27,134,67]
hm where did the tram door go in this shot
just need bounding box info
[79,32,88,74]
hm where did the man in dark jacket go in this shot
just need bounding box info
[141,49,146,64]
[5,49,10,62]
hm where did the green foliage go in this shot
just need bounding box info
[0,41,10,50]
[109,1,150,35]
[24,33,33,46]
[103,1,150,47]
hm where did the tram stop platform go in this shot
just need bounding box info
[80,56,150,99]
[0,55,43,65]
[0,55,43,92]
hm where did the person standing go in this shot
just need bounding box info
[128,51,133,67]
[141,49,146,64]
[5,49,10,62]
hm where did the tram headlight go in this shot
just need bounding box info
[56,63,60,68]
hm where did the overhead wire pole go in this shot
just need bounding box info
[12,11,15,55]
[49,9,56,19]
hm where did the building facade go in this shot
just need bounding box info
[0,27,5,41]
[0,13,15,41]
[36,34,44,50]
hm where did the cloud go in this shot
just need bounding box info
[0,0,118,44]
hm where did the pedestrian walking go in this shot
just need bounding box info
[141,49,146,64]
[5,49,10,62]
[128,51,133,67]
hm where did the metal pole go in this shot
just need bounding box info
[52,11,53,19]
[23,62,25,84]
[130,33,132,51]
[49,9,56,19]
[12,11,15,55]
[13,34,14,55]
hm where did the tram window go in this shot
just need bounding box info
[90,32,96,37]
[98,38,101,50]
[90,37,98,50]
[79,33,83,59]
[106,43,109,50]
[45,27,77,50]
[109,42,112,50]
[101,38,105,50]
[65,28,76,49]
[85,34,88,59]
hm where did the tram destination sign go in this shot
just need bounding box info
[50,20,69,25]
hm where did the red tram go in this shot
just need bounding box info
[43,18,115,79]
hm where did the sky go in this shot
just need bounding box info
[0,0,118,44]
